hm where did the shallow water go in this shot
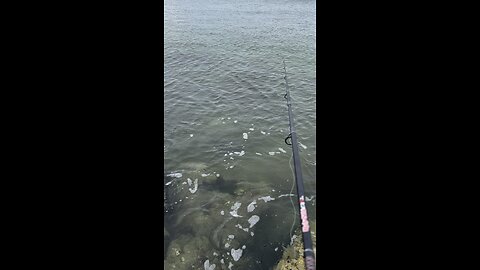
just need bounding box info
[164,0,316,269]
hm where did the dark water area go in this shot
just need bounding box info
[164,0,316,269]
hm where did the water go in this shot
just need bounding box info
[164,0,316,269]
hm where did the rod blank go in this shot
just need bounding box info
[283,60,316,270]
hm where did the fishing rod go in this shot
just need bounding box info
[282,60,316,270]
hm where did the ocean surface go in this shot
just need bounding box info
[164,0,316,269]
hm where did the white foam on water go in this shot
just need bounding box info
[248,215,260,228]
[278,194,295,198]
[228,117,231,120]
[182,182,187,185]
[228,235,235,239]
[229,202,242,217]
[229,165,234,169]
[242,133,248,140]
[249,128,254,131]
[290,235,297,245]
[230,157,234,160]
[188,179,198,194]
[213,252,218,256]
[299,142,308,149]
[261,131,266,134]
[167,172,182,178]
[234,120,238,123]
[222,122,226,124]
[275,247,278,251]
[242,245,246,249]
[276,152,280,154]
[235,224,248,232]
[165,181,173,186]
[231,202,241,210]
[268,152,275,156]
[228,262,234,270]
[255,152,262,156]
[220,210,224,215]
[278,148,287,153]
[187,178,192,185]
[201,173,210,177]
[229,153,233,156]
[231,248,243,261]
[247,201,257,212]
[225,243,230,248]
[258,196,275,202]
[216,174,220,177]
[204,259,216,270]
[250,232,254,236]
[306,196,315,202]
[190,134,194,137]
[220,259,224,264]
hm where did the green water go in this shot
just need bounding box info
[164,0,316,269]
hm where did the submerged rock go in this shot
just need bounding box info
[165,234,216,270]
[233,188,245,196]
[164,171,307,269]
[200,173,218,185]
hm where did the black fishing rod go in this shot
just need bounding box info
[282,60,316,270]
